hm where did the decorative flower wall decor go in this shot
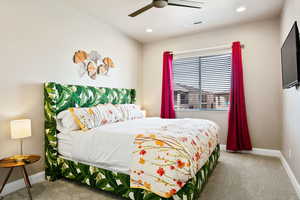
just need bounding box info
[73,50,115,80]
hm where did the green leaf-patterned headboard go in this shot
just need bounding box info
[44,82,136,181]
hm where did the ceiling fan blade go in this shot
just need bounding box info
[129,4,154,17]
[173,0,204,4]
[168,3,202,9]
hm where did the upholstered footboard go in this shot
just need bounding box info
[56,145,220,200]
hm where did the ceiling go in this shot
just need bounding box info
[70,0,284,43]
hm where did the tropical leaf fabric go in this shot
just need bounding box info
[44,82,220,200]
[44,82,136,181]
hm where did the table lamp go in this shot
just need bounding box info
[10,119,31,158]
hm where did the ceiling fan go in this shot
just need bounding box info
[129,0,203,17]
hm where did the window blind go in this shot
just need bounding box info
[173,53,232,110]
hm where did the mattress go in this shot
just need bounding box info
[57,117,219,175]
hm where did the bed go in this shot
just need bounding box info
[44,82,220,200]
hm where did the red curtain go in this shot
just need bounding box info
[227,42,252,151]
[161,52,176,119]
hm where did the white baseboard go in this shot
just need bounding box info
[279,154,300,198]
[220,144,300,199]
[219,144,281,157]
[1,171,45,196]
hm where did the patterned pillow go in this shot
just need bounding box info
[69,104,123,131]
[115,104,144,120]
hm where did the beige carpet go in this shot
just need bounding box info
[2,152,299,200]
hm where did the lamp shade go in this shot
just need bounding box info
[10,119,32,139]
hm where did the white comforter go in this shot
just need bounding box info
[57,117,219,175]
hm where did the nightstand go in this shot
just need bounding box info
[0,155,40,200]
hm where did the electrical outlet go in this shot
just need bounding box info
[289,149,292,159]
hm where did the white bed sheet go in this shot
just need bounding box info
[57,117,219,175]
[57,133,73,158]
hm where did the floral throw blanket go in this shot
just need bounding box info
[130,119,219,198]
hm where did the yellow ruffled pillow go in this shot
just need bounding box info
[68,104,123,131]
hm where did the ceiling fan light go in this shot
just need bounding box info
[153,0,168,8]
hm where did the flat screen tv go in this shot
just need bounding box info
[281,21,300,89]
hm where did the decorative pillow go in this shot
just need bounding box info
[69,104,123,131]
[95,103,123,124]
[115,104,144,120]
[57,110,80,132]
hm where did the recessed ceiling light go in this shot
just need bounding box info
[236,6,247,13]
[146,28,153,33]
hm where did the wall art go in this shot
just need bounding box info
[73,50,115,80]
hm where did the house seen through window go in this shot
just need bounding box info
[173,53,232,110]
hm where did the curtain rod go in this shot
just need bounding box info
[171,43,245,55]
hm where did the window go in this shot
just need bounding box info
[173,53,232,110]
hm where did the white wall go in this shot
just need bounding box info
[280,0,300,184]
[0,0,142,183]
[142,18,282,149]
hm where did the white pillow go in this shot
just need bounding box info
[115,104,144,120]
[56,110,80,132]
